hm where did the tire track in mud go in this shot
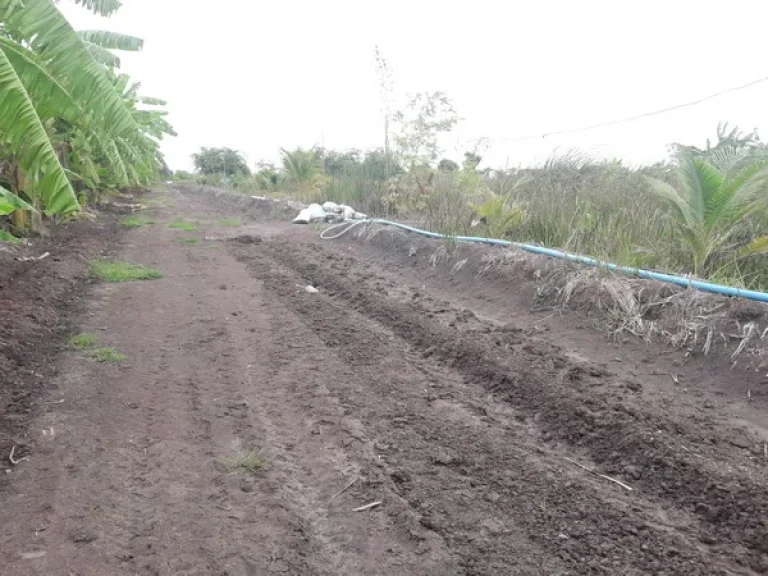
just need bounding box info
[231,237,764,575]
[267,238,768,560]
[218,256,464,576]
[248,290,465,575]
[234,242,566,575]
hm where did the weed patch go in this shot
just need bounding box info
[169,219,196,231]
[120,216,155,228]
[69,332,97,349]
[89,261,162,283]
[217,446,265,474]
[93,347,128,363]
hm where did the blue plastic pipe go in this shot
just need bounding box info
[366,218,768,304]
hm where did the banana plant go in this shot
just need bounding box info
[0,0,175,236]
[0,46,79,214]
[78,29,143,69]
[0,185,35,241]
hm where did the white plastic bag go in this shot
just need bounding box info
[292,203,326,224]
[322,201,341,213]
[341,205,367,220]
[293,201,366,223]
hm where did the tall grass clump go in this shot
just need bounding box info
[490,151,679,270]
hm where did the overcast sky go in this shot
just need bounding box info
[61,0,768,171]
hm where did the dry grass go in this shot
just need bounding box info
[355,224,768,365]
[535,265,768,362]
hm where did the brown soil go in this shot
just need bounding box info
[1,185,767,575]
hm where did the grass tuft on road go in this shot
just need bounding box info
[169,219,197,231]
[69,332,97,349]
[89,261,162,283]
[174,237,200,244]
[217,447,265,474]
[218,218,241,227]
[93,347,128,363]
[120,216,155,228]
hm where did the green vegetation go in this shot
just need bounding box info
[174,237,200,244]
[647,149,768,276]
[69,332,97,349]
[0,0,175,241]
[198,113,768,290]
[120,216,155,228]
[280,147,329,202]
[89,260,162,282]
[217,446,265,474]
[173,169,194,180]
[192,147,249,177]
[169,219,196,231]
[93,347,127,363]
[218,218,241,227]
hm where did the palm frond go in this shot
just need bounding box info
[708,145,754,176]
[0,48,79,214]
[735,236,768,259]
[677,153,723,224]
[646,176,698,230]
[708,160,768,229]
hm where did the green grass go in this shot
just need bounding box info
[169,219,197,231]
[218,218,241,227]
[69,332,97,349]
[120,216,156,228]
[174,237,200,244]
[89,260,162,283]
[93,347,128,363]
[217,446,265,474]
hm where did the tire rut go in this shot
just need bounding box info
[229,235,768,575]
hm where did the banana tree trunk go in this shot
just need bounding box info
[9,163,27,231]
[9,164,43,235]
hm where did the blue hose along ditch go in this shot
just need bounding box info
[320,218,768,304]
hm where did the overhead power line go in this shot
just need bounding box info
[494,75,768,143]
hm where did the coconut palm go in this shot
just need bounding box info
[280,147,329,201]
[647,150,768,275]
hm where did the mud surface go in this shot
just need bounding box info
[1,186,767,575]
[0,207,125,475]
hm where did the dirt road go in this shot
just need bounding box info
[2,186,768,575]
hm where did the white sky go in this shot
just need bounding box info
[61,0,768,171]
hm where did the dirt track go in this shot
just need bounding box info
[2,186,768,575]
